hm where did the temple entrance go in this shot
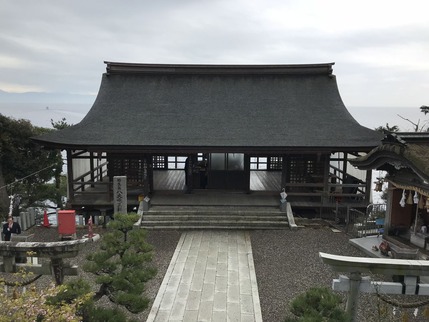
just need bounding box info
[152,154,282,192]
[207,153,248,190]
[153,153,248,191]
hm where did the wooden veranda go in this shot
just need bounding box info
[69,163,371,218]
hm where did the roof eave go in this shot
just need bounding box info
[31,140,377,154]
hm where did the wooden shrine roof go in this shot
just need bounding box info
[33,62,382,153]
[350,132,429,187]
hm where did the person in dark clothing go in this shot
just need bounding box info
[2,216,21,241]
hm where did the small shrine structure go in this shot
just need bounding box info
[350,132,429,247]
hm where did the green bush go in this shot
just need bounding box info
[47,278,138,322]
[85,306,130,322]
[285,287,351,322]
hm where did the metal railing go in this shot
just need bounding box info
[346,203,386,237]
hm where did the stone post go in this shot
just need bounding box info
[346,272,361,322]
[280,188,287,212]
[3,255,15,272]
[51,257,65,285]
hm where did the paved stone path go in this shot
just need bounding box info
[146,230,262,322]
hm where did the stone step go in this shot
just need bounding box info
[141,205,289,230]
[141,225,288,230]
[147,206,282,215]
[142,214,287,222]
[141,220,288,226]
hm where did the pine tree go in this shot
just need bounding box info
[83,213,156,313]
[285,287,351,322]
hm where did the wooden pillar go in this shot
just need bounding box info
[66,150,74,203]
[148,155,154,194]
[185,155,194,193]
[106,154,113,202]
[385,182,394,234]
[281,155,287,191]
[142,155,150,196]
[342,152,348,178]
[323,154,330,206]
[365,169,372,204]
[90,152,95,187]
[244,154,250,193]
[97,152,103,181]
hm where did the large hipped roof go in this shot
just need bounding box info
[33,62,382,152]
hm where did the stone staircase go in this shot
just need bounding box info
[139,205,289,230]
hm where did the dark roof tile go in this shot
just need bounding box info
[33,63,382,151]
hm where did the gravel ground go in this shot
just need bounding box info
[251,226,429,322]
[3,224,428,321]
[251,226,372,321]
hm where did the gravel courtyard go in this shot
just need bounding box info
[3,224,421,321]
[251,226,372,321]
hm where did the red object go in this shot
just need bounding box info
[58,210,76,235]
[43,209,50,227]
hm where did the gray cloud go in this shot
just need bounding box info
[0,0,428,107]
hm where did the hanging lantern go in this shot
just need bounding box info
[406,191,413,205]
[419,195,425,209]
[374,177,384,192]
[414,191,419,204]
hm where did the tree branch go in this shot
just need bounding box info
[397,114,420,132]
[93,284,108,301]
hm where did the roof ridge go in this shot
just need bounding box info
[104,61,335,76]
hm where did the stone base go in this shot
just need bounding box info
[82,233,100,242]
[411,232,429,249]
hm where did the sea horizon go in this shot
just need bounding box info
[0,102,425,131]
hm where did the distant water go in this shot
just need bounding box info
[0,102,424,131]
[0,102,90,127]
[348,106,426,131]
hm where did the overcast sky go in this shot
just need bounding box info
[0,0,428,108]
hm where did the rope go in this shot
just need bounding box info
[0,164,56,190]
[0,274,43,287]
[376,292,429,309]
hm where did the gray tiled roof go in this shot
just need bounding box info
[33,62,382,152]
[350,132,429,181]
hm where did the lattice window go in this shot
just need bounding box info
[122,159,142,184]
[288,157,306,183]
[250,156,283,170]
[153,156,167,169]
[286,155,325,184]
[250,157,268,170]
[268,157,282,170]
[107,157,145,185]
[167,156,186,169]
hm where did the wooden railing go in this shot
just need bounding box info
[284,167,368,205]
[72,162,108,193]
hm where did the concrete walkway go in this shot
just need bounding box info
[146,231,262,322]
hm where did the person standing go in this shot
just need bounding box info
[2,216,21,241]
